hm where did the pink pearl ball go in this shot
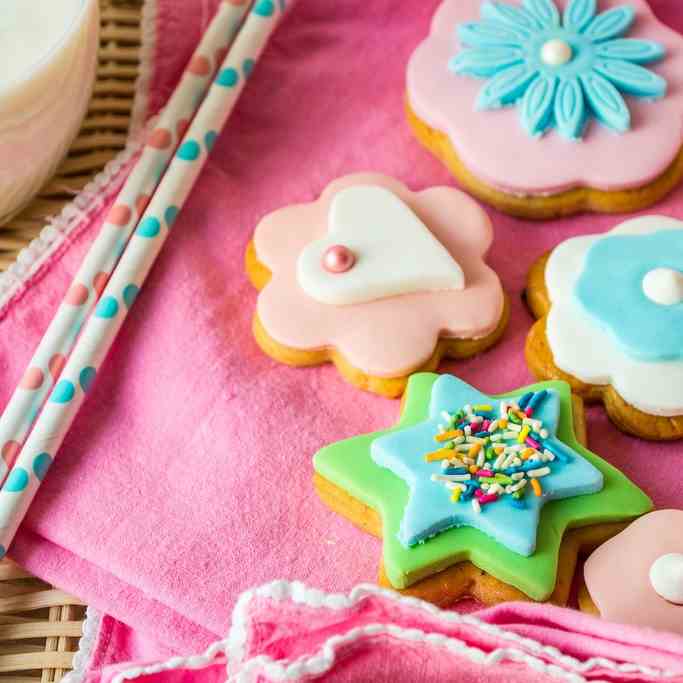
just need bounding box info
[323,245,355,273]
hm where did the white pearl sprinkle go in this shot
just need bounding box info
[541,39,573,66]
[642,267,683,306]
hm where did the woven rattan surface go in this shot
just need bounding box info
[0,0,144,677]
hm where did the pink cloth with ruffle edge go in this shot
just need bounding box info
[85,583,683,682]
[0,0,682,677]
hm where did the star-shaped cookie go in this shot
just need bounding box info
[372,376,603,555]
[313,374,651,605]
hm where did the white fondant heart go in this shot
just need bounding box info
[296,185,465,306]
[650,553,683,604]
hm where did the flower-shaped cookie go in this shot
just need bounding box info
[246,174,507,397]
[313,373,651,607]
[583,510,683,636]
[525,215,683,440]
[406,0,683,217]
[450,0,667,140]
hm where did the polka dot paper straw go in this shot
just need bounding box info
[0,1,250,484]
[0,0,289,557]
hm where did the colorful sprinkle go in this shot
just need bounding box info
[518,392,534,410]
[425,391,564,512]
[424,449,451,463]
[526,436,541,450]
[435,429,463,443]
[528,390,549,414]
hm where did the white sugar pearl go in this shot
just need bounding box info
[642,268,683,306]
[650,553,683,604]
[541,39,573,66]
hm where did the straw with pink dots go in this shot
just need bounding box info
[0,1,251,484]
[0,0,288,557]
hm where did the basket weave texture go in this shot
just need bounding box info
[0,0,144,677]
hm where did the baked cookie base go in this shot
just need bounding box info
[314,394,628,608]
[314,472,626,608]
[577,582,601,617]
[525,252,683,440]
[406,99,683,221]
[246,240,510,398]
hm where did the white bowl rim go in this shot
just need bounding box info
[0,0,96,96]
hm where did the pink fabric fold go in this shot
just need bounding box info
[1,0,683,674]
[83,583,683,683]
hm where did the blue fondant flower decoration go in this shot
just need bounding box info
[575,229,683,361]
[370,375,603,556]
[449,0,667,139]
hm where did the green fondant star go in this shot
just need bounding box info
[313,374,652,600]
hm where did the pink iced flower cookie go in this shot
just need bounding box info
[582,509,683,636]
[406,0,683,219]
[246,174,508,397]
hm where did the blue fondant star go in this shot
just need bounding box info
[371,375,603,556]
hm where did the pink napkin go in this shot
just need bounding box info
[84,582,683,682]
[1,0,683,665]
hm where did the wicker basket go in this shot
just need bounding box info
[0,0,144,677]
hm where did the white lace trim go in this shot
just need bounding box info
[0,0,158,312]
[61,607,103,683]
[108,581,676,683]
[130,0,157,139]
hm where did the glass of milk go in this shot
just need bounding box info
[0,0,100,223]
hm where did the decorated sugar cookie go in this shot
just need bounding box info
[581,510,683,635]
[526,215,683,440]
[246,174,508,397]
[313,373,651,607]
[406,0,683,219]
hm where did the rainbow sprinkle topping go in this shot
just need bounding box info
[424,390,570,513]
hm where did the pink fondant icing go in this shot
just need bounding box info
[407,0,683,195]
[584,509,683,635]
[253,173,505,378]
